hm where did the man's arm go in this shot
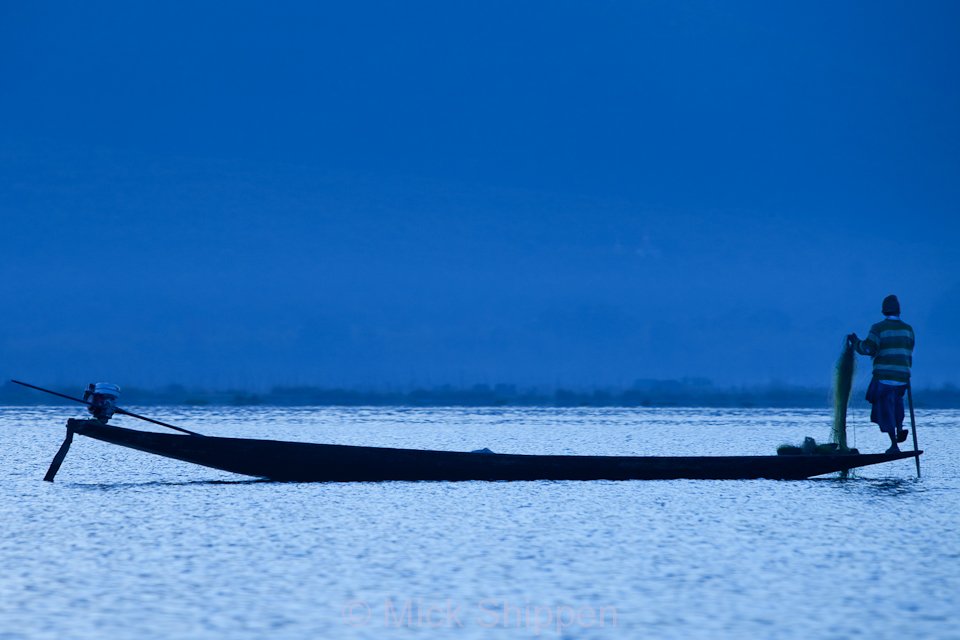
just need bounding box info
[851,326,880,356]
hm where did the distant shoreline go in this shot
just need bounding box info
[4,382,959,409]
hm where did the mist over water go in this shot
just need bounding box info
[3,2,960,390]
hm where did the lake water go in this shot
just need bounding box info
[1,406,957,639]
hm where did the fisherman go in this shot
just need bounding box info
[847,295,915,453]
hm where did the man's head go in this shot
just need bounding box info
[882,294,901,316]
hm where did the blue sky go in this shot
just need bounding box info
[2,1,958,389]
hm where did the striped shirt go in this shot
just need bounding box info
[854,316,915,384]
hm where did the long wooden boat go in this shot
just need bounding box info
[48,418,922,482]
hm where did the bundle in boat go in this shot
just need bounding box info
[777,437,842,456]
[777,340,859,457]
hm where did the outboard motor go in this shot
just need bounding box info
[83,382,121,423]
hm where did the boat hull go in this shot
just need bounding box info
[66,419,922,482]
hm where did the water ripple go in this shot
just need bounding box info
[1,407,957,639]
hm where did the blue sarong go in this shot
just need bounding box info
[867,379,906,435]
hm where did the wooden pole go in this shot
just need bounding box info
[43,428,74,482]
[906,380,920,478]
[10,379,203,437]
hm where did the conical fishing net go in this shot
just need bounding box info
[832,341,855,452]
